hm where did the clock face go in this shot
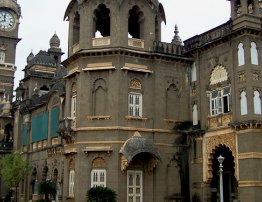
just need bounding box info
[0,10,15,31]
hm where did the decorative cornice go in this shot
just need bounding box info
[229,120,262,131]
[239,181,262,187]
[238,152,262,159]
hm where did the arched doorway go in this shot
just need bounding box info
[210,146,237,202]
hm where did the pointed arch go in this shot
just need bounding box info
[73,12,80,45]
[192,104,198,125]
[93,4,110,37]
[166,83,179,120]
[250,42,258,65]
[93,78,107,116]
[254,90,261,114]
[240,91,248,115]
[128,5,145,39]
[238,43,245,66]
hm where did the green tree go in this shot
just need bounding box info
[37,180,57,202]
[0,153,30,201]
[87,186,117,202]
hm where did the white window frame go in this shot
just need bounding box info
[0,51,5,63]
[210,87,231,116]
[91,169,106,187]
[71,95,77,118]
[127,170,143,202]
[69,170,75,197]
[128,93,142,117]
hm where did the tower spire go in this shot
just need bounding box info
[171,24,182,45]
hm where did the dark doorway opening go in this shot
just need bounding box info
[210,146,237,202]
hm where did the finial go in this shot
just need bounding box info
[172,24,182,45]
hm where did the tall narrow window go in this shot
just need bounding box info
[193,104,198,125]
[0,51,5,63]
[71,83,77,118]
[128,93,142,117]
[69,170,75,197]
[128,6,144,39]
[251,42,258,65]
[127,170,143,202]
[240,91,248,115]
[91,169,106,187]
[191,62,197,82]
[71,95,77,118]
[254,90,261,114]
[94,4,110,37]
[73,12,80,45]
[238,43,245,66]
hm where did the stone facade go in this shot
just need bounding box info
[5,0,262,202]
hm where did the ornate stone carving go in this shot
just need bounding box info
[92,157,106,168]
[205,132,237,180]
[210,65,228,85]
[253,72,259,81]
[130,79,142,90]
[121,155,129,173]
[239,72,245,81]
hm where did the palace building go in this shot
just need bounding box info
[1,0,262,201]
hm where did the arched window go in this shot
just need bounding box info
[42,166,49,181]
[193,104,198,125]
[91,158,106,187]
[191,62,197,82]
[71,83,77,118]
[31,168,38,195]
[248,0,254,14]
[238,43,245,66]
[73,12,80,45]
[240,91,248,115]
[128,79,142,117]
[94,4,110,37]
[251,42,258,65]
[128,6,144,39]
[254,90,261,114]
[69,159,75,197]
[235,0,241,16]
[166,84,179,120]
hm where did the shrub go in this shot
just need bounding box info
[87,186,117,202]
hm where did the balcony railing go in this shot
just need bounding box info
[184,20,232,52]
[0,63,16,71]
[153,41,183,55]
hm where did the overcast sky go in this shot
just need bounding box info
[15,0,231,88]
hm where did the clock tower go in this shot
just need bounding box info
[0,0,21,101]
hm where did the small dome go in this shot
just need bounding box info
[26,52,34,63]
[50,33,60,48]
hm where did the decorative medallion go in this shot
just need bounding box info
[210,65,228,85]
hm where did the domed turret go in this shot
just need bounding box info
[26,51,34,64]
[50,33,60,49]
